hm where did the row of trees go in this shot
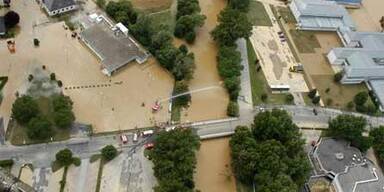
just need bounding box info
[211,2,252,116]
[105,0,195,109]
[230,109,311,191]
[11,95,75,140]
[151,129,200,192]
[174,0,206,43]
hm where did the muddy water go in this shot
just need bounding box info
[195,138,237,192]
[175,0,229,122]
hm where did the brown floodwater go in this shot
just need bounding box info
[174,0,229,123]
[195,138,237,192]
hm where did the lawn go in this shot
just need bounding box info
[277,7,296,24]
[246,39,288,106]
[289,29,321,53]
[148,9,175,32]
[6,97,70,145]
[247,0,272,26]
[311,75,375,110]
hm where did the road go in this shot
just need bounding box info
[195,105,384,139]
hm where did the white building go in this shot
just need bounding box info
[41,0,77,16]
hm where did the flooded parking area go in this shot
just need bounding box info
[195,137,236,192]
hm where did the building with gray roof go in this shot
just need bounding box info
[310,138,384,192]
[327,0,362,7]
[80,14,148,76]
[290,0,356,31]
[41,0,77,16]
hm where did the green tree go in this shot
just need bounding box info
[152,129,200,191]
[285,94,294,104]
[156,44,179,70]
[96,0,106,8]
[178,44,189,55]
[312,96,320,104]
[229,0,250,11]
[105,1,137,26]
[227,101,239,117]
[173,80,191,107]
[54,109,74,128]
[224,76,241,100]
[174,14,206,41]
[172,53,195,81]
[328,115,372,151]
[307,89,317,99]
[211,8,252,46]
[150,30,172,53]
[4,11,20,28]
[27,116,54,140]
[354,91,368,106]
[12,95,40,124]
[101,145,118,161]
[176,0,200,19]
[217,46,243,78]
[52,95,73,112]
[255,172,298,192]
[56,148,73,166]
[130,15,154,47]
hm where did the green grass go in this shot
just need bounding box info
[277,7,296,24]
[247,0,272,26]
[289,29,321,53]
[171,103,181,123]
[246,39,288,105]
[148,9,175,32]
[7,97,70,145]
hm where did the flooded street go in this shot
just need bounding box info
[195,138,236,192]
[175,0,229,122]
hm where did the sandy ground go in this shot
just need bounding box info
[348,0,384,32]
[250,25,308,92]
[195,138,236,192]
[174,0,229,123]
[19,166,34,187]
[84,160,100,192]
[44,168,61,192]
[0,0,173,133]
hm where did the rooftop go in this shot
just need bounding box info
[42,0,76,12]
[315,138,363,174]
[312,138,384,192]
[80,15,147,75]
[290,0,356,31]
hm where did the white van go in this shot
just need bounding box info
[133,133,138,142]
[142,130,154,137]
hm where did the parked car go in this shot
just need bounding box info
[133,133,138,142]
[120,134,128,144]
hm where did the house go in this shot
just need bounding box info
[309,138,384,192]
[41,0,77,16]
[290,0,356,32]
[80,14,148,76]
[0,17,5,36]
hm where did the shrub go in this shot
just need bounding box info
[101,145,118,161]
[4,11,20,28]
[347,101,354,110]
[34,39,40,47]
[57,80,63,87]
[285,94,294,104]
[355,104,367,113]
[354,91,368,106]
[185,31,196,43]
[28,74,34,82]
[312,96,320,104]
[50,73,56,81]
[227,101,239,117]
[261,93,268,102]
[72,157,81,166]
[334,72,343,82]
[367,103,377,115]
[0,159,14,168]
[307,89,317,99]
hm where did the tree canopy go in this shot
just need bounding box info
[52,95,74,128]
[56,148,73,167]
[105,0,137,26]
[27,116,54,140]
[12,95,40,124]
[4,11,20,28]
[328,114,372,152]
[354,91,368,106]
[229,0,250,11]
[211,8,252,46]
[152,129,200,192]
[101,145,118,161]
[229,109,310,190]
